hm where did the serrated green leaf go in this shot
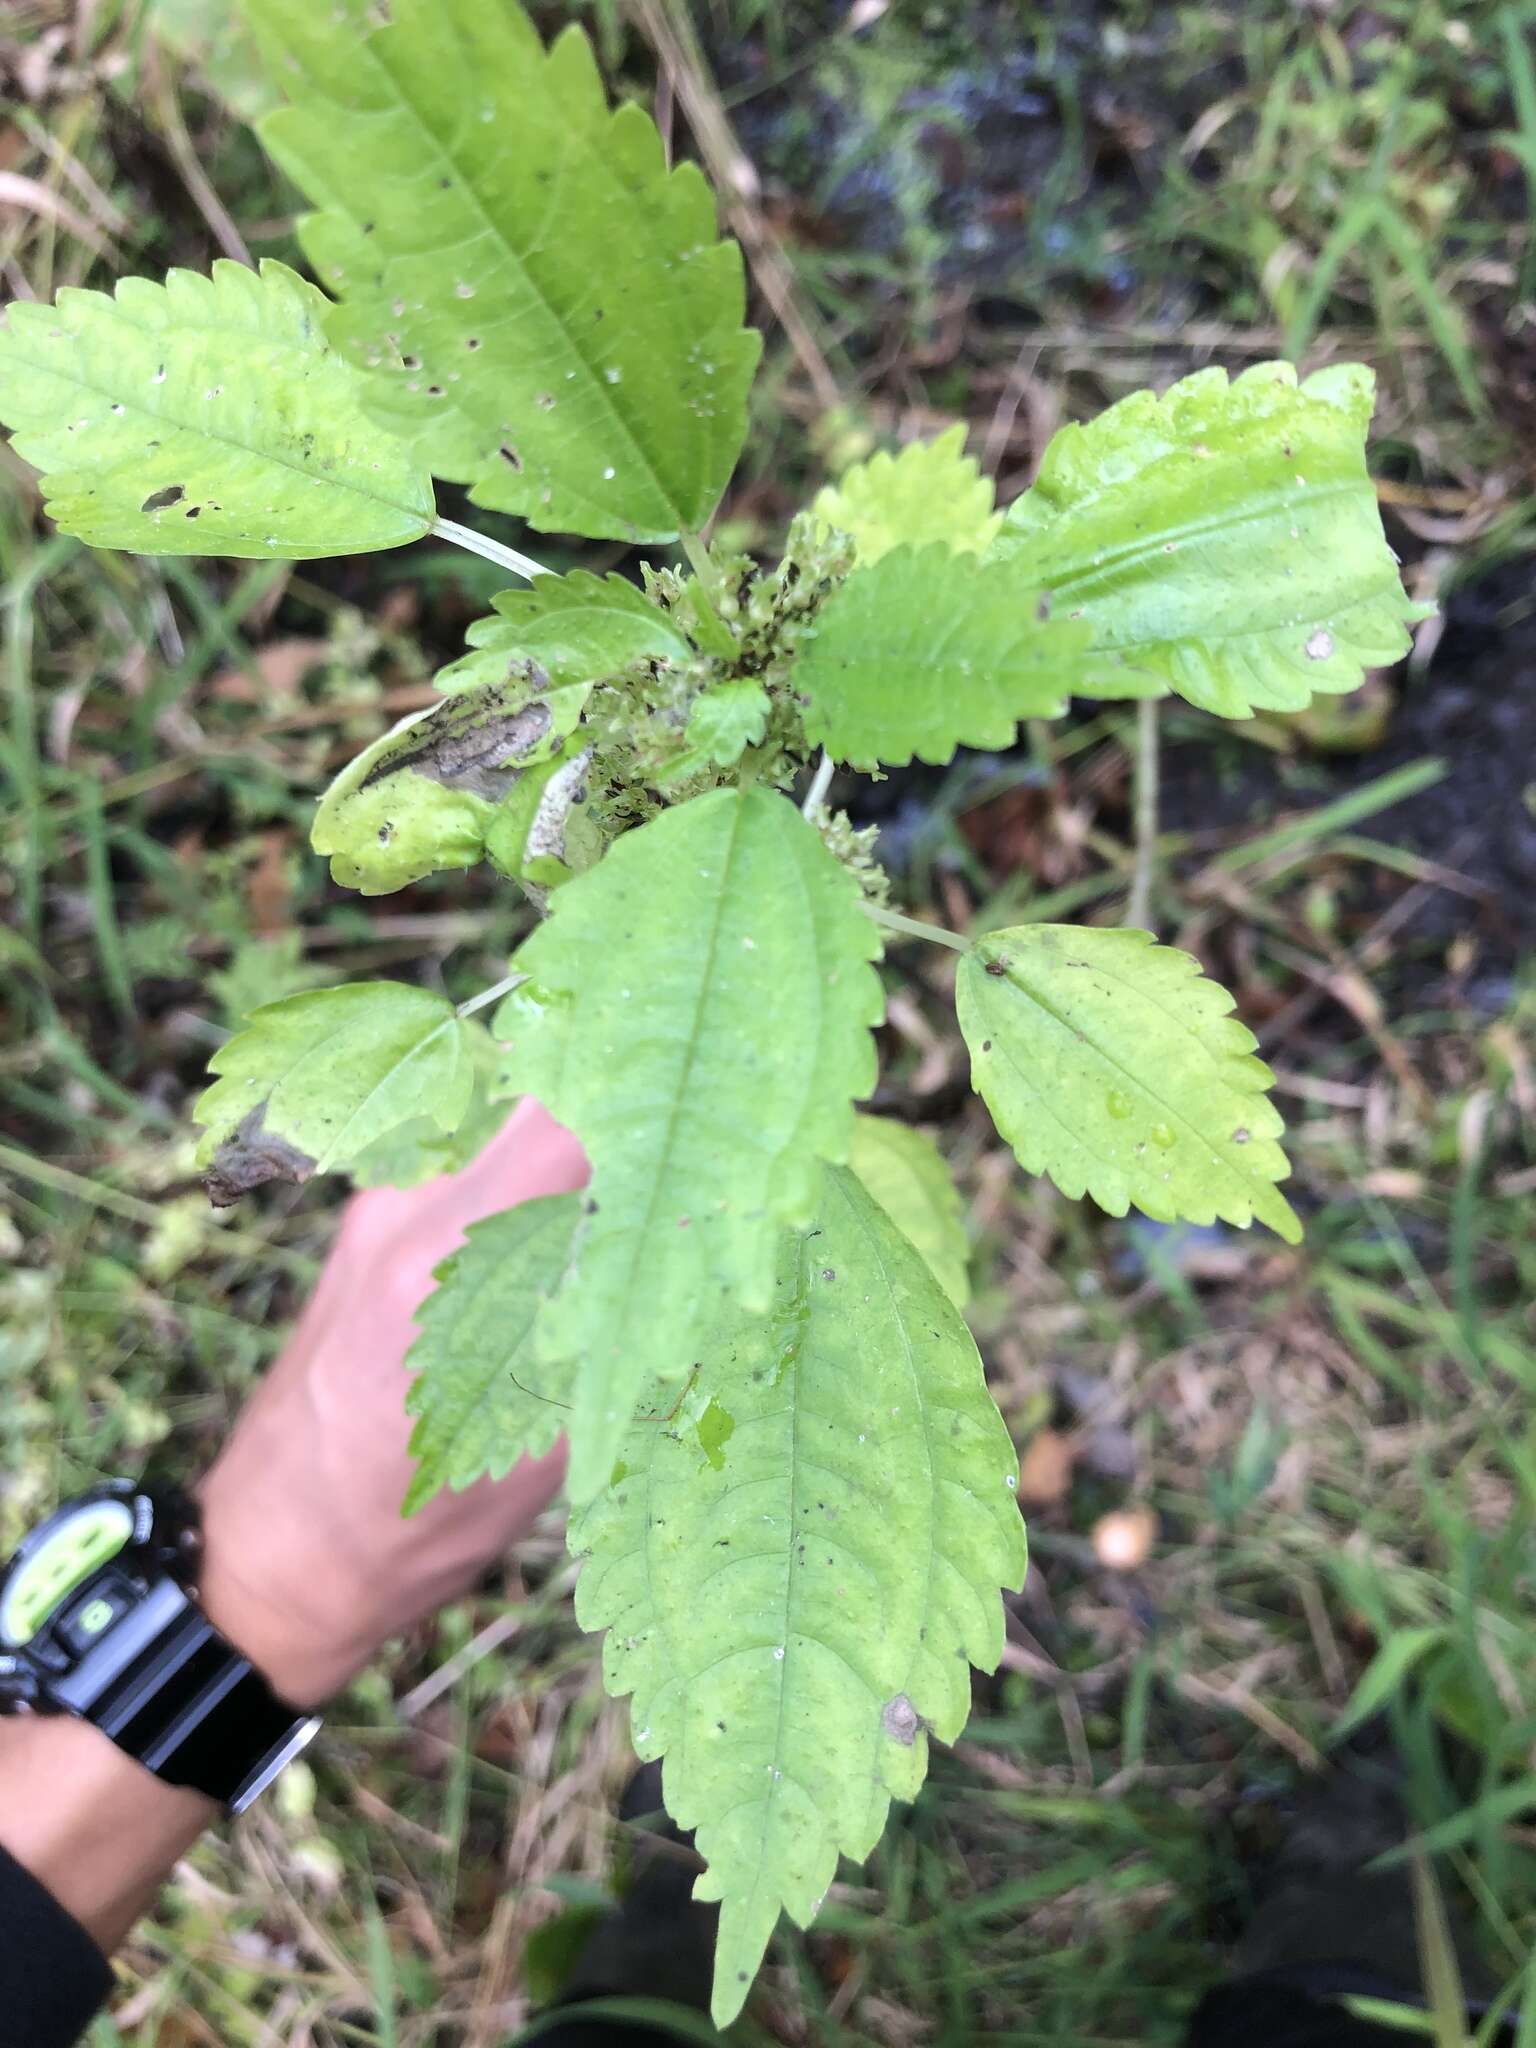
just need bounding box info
[435,571,693,695]
[571,1166,1026,2027]
[403,1192,582,1512]
[249,0,759,542]
[658,680,770,785]
[793,543,1101,770]
[310,677,587,895]
[348,1020,509,1188]
[194,982,472,1203]
[812,423,1002,565]
[0,258,433,559]
[991,361,1424,719]
[497,787,885,1498]
[847,1113,969,1308]
[957,926,1300,1242]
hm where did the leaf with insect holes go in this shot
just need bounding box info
[403,1192,582,1512]
[435,571,694,696]
[496,786,885,1500]
[571,1165,1026,2028]
[957,926,1300,1242]
[793,542,1108,771]
[248,0,759,542]
[194,982,473,1204]
[0,259,434,559]
[812,423,1002,565]
[991,362,1427,718]
[310,677,588,895]
[848,1113,970,1308]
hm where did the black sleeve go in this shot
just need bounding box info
[0,1839,115,2047]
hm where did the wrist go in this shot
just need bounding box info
[0,1711,213,1955]
[195,1470,378,1712]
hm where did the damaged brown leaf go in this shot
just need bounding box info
[194,982,474,1200]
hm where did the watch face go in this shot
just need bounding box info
[0,1495,136,1650]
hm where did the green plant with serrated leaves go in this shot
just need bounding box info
[0,1,1427,2023]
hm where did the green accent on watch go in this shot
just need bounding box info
[0,1500,134,1646]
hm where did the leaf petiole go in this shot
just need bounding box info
[432,516,550,584]
[862,901,970,953]
[800,750,835,817]
[457,971,528,1020]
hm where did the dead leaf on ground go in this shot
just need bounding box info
[209,636,330,704]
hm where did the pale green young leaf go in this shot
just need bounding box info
[249,0,759,542]
[991,362,1425,718]
[957,926,1300,1242]
[310,678,586,895]
[812,423,1002,565]
[794,543,1102,770]
[403,1193,582,1512]
[658,680,771,786]
[348,1020,510,1189]
[435,571,694,696]
[848,1113,970,1308]
[571,1166,1026,2027]
[497,787,884,1498]
[0,258,433,559]
[194,982,473,1203]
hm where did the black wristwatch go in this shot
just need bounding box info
[0,1483,319,1812]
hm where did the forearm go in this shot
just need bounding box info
[0,1451,563,1958]
[0,1100,583,1971]
[0,1714,211,1955]
[0,1485,336,1956]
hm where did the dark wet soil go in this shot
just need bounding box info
[714,2,1216,328]
[1161,559,1536,986]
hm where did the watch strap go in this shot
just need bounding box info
[51,1578,318,1811]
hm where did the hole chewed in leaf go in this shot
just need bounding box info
[203,1102,316,1208]
[140,484,186,512]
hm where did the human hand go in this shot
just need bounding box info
[197,1095,589,1708]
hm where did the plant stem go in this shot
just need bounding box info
[457,970,527,1020]
[862,901,970,954]
[679,528,736,656]
[801,750,835,817]
[432,517,549,584]
[1127,694,1160,933]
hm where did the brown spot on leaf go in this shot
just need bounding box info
[203,1103,316,1208]
[356,687,555,804]
[882,1694,920,1746]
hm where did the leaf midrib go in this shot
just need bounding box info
[267,1006,460,1166]
[972,943,1285,1215]
[6,309,431,527]
[293,9,699,531]
[1010,475,1378,616]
